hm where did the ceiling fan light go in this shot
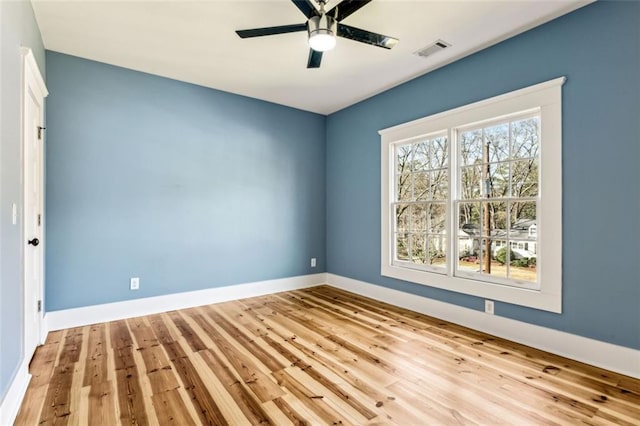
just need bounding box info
[308,14,337,52]
[309,32,336,52]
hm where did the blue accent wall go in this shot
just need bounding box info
[45,52,326,311]
[326,1,640,349]
[0,0,45,402]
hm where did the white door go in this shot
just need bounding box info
[22,48,48,360]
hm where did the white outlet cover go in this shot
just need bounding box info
[130,277,140,290]
[311,258,317,267]
[485,300,494,315]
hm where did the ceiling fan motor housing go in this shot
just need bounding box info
[308,14,337,51]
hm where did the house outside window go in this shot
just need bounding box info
[380,78,564,312]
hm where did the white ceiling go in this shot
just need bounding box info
[31,0,591,115]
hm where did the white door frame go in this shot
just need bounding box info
[21,47,48,358]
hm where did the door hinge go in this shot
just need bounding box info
[37,300,42,313]
[38,214,41,226]
[37,126,46,140]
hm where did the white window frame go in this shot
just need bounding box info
[380,77,564,313]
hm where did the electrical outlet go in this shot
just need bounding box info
[485,300,494,315]
[130,277,140,290]
[311,258,317,268]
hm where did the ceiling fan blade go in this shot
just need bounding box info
[307,49,323,68]
[328,0,373,22]
[236,23,307,39]
[291,0,318,19]
[337,23,398,49]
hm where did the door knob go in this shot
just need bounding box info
[28,238,39,246]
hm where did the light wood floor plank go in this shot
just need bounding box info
[14,285,640,425]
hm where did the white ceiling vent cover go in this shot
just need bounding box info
[414,40,451,58]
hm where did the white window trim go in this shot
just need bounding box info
[380,77,565,313]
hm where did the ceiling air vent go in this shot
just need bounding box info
[414,40,451,58]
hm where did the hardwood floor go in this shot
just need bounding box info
[15,285,640,425]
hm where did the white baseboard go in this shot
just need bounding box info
[42,271,640,379]
[326,273,640,379]
[46,273,327,331]
[0,358,31,425]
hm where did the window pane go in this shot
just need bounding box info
[396,144,413,173]
[481,239,508,279]
[458,238,479,271]
[414,172,430,201]
[459,202,481,236]
[460,129,483,166]
[396,233,409,261]
[512,117,539,160]
[412,233,427,263]
[508,201,537,283]
[488,162,509,198]
[506,239,537,282]
[461,165,482,199]
[411,204,427,232]
[395,204,410,233]
[510,201,536,229]
[428,203,446,234]
[485,123,509,162]
[396,172,412,201]
[509,257,537,282]
[431,170,448,200]
[430,137,448,169]
[486,201,508,236]
[511,159,538,197]
[412,142,430,171]
[428,235,447,266]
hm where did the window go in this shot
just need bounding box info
[380,78,564,312]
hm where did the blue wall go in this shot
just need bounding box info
[45,52,326,311]
[0,0,45,403]
[326,1,640,349]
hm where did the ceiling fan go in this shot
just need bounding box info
[236,0,399,69]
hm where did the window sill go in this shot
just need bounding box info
[381,264,561,313]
